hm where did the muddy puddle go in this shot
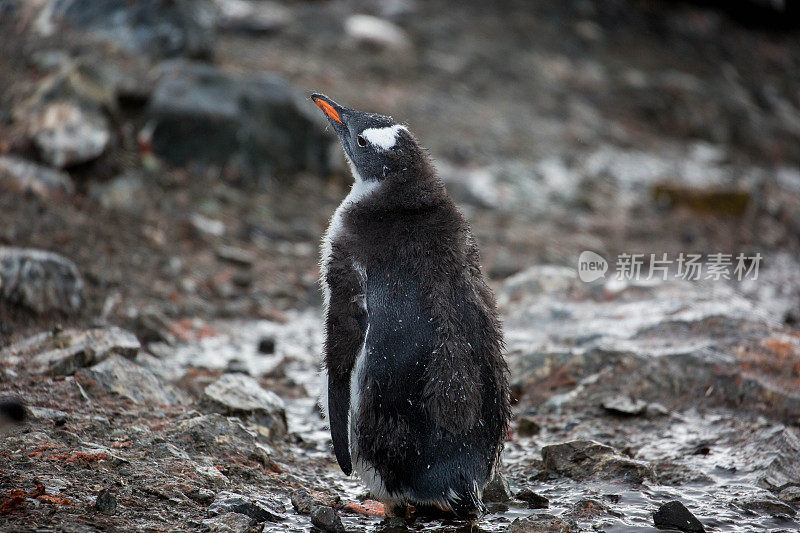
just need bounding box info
[163,303,799,532]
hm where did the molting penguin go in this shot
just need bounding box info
[311,93,510,520]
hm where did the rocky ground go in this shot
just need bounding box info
[1,0,800,531]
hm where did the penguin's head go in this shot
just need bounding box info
[311,93,421,183]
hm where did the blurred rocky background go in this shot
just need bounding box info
[0,0,799,531]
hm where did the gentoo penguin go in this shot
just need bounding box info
[311,93,510,520]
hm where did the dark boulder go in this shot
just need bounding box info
[146,61,332,181]
[40,0,217,59]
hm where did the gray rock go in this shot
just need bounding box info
[542,440,654,484]
[94,489,117,515]
[516,488,549,509]
[653,501,705,533]
[290,488,314,515]
[759,428,800,491]
[90,172,146,212]
[78,354,187,405]
[517,415,541,437]
[22,326,140,376]
[29,101,110,168]
[601,396,648,416]
[734,497,796,517]
[216,246,255,268]
[134,308,178,346]
[344,14,411,51]
[310,505,345,533]
[566,498,619,519]
[0,247,84,314]
[201,512,256,533]
[169,413,272,464]
[0,155,74,199]
[207,491,284,522]
[483,472,513,503]
[37,0,218,59]
[203,374,287,438]
[506,514,577,532]
[146,61,331,180]
[214,0,293,35]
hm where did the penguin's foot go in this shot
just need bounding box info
[343,499,385,517]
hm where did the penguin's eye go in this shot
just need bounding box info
[357,135,367,147]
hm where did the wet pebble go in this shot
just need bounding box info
[310,505,345,533]
[187,487,216,504]
[216,245,255,268]
[734,497,797,517]
[506,513,577,532]
[94,489,117,515]
[516,488,549,509]
[483,472,513,503]
[201,512,256,533]
[290,488,314,515]
[601,396,647,416]
[653,500,705,533]
[257,336,276,355]
[517,415,541,436]
[207,491,285,523]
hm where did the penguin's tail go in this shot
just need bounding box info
[0,397,26,425]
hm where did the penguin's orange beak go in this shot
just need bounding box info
[311,94,343,124]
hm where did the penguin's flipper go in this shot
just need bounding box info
[323,250,368,476]
[328,378,352,475]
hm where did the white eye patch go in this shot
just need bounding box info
[360,125,407,150]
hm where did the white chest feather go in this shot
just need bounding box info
[318,163,379,426]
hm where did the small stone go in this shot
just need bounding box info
[203,374,287,438]
[517,415,541,437]
[216,246,255,267]
[344,15,411,51]
[567,498,620,519]
[310,505,345,533]
[201,512,256,533]
[187,487,216,504]
[134,309,178,346]
[30,102,110,168]
[257,336,276,355]
[90,172,146,212]
[483,472,512,503]
[94,489,117,515]
[207,491,284,522]
[516,488,549,509]
[0,247,84,314]
[0,155,74,199]
[190,213,226,238]
[290,488,314,515]
[653,501,705,533]
[215,0,293,34]
[506,513,577,532]
[601,396,647,416]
